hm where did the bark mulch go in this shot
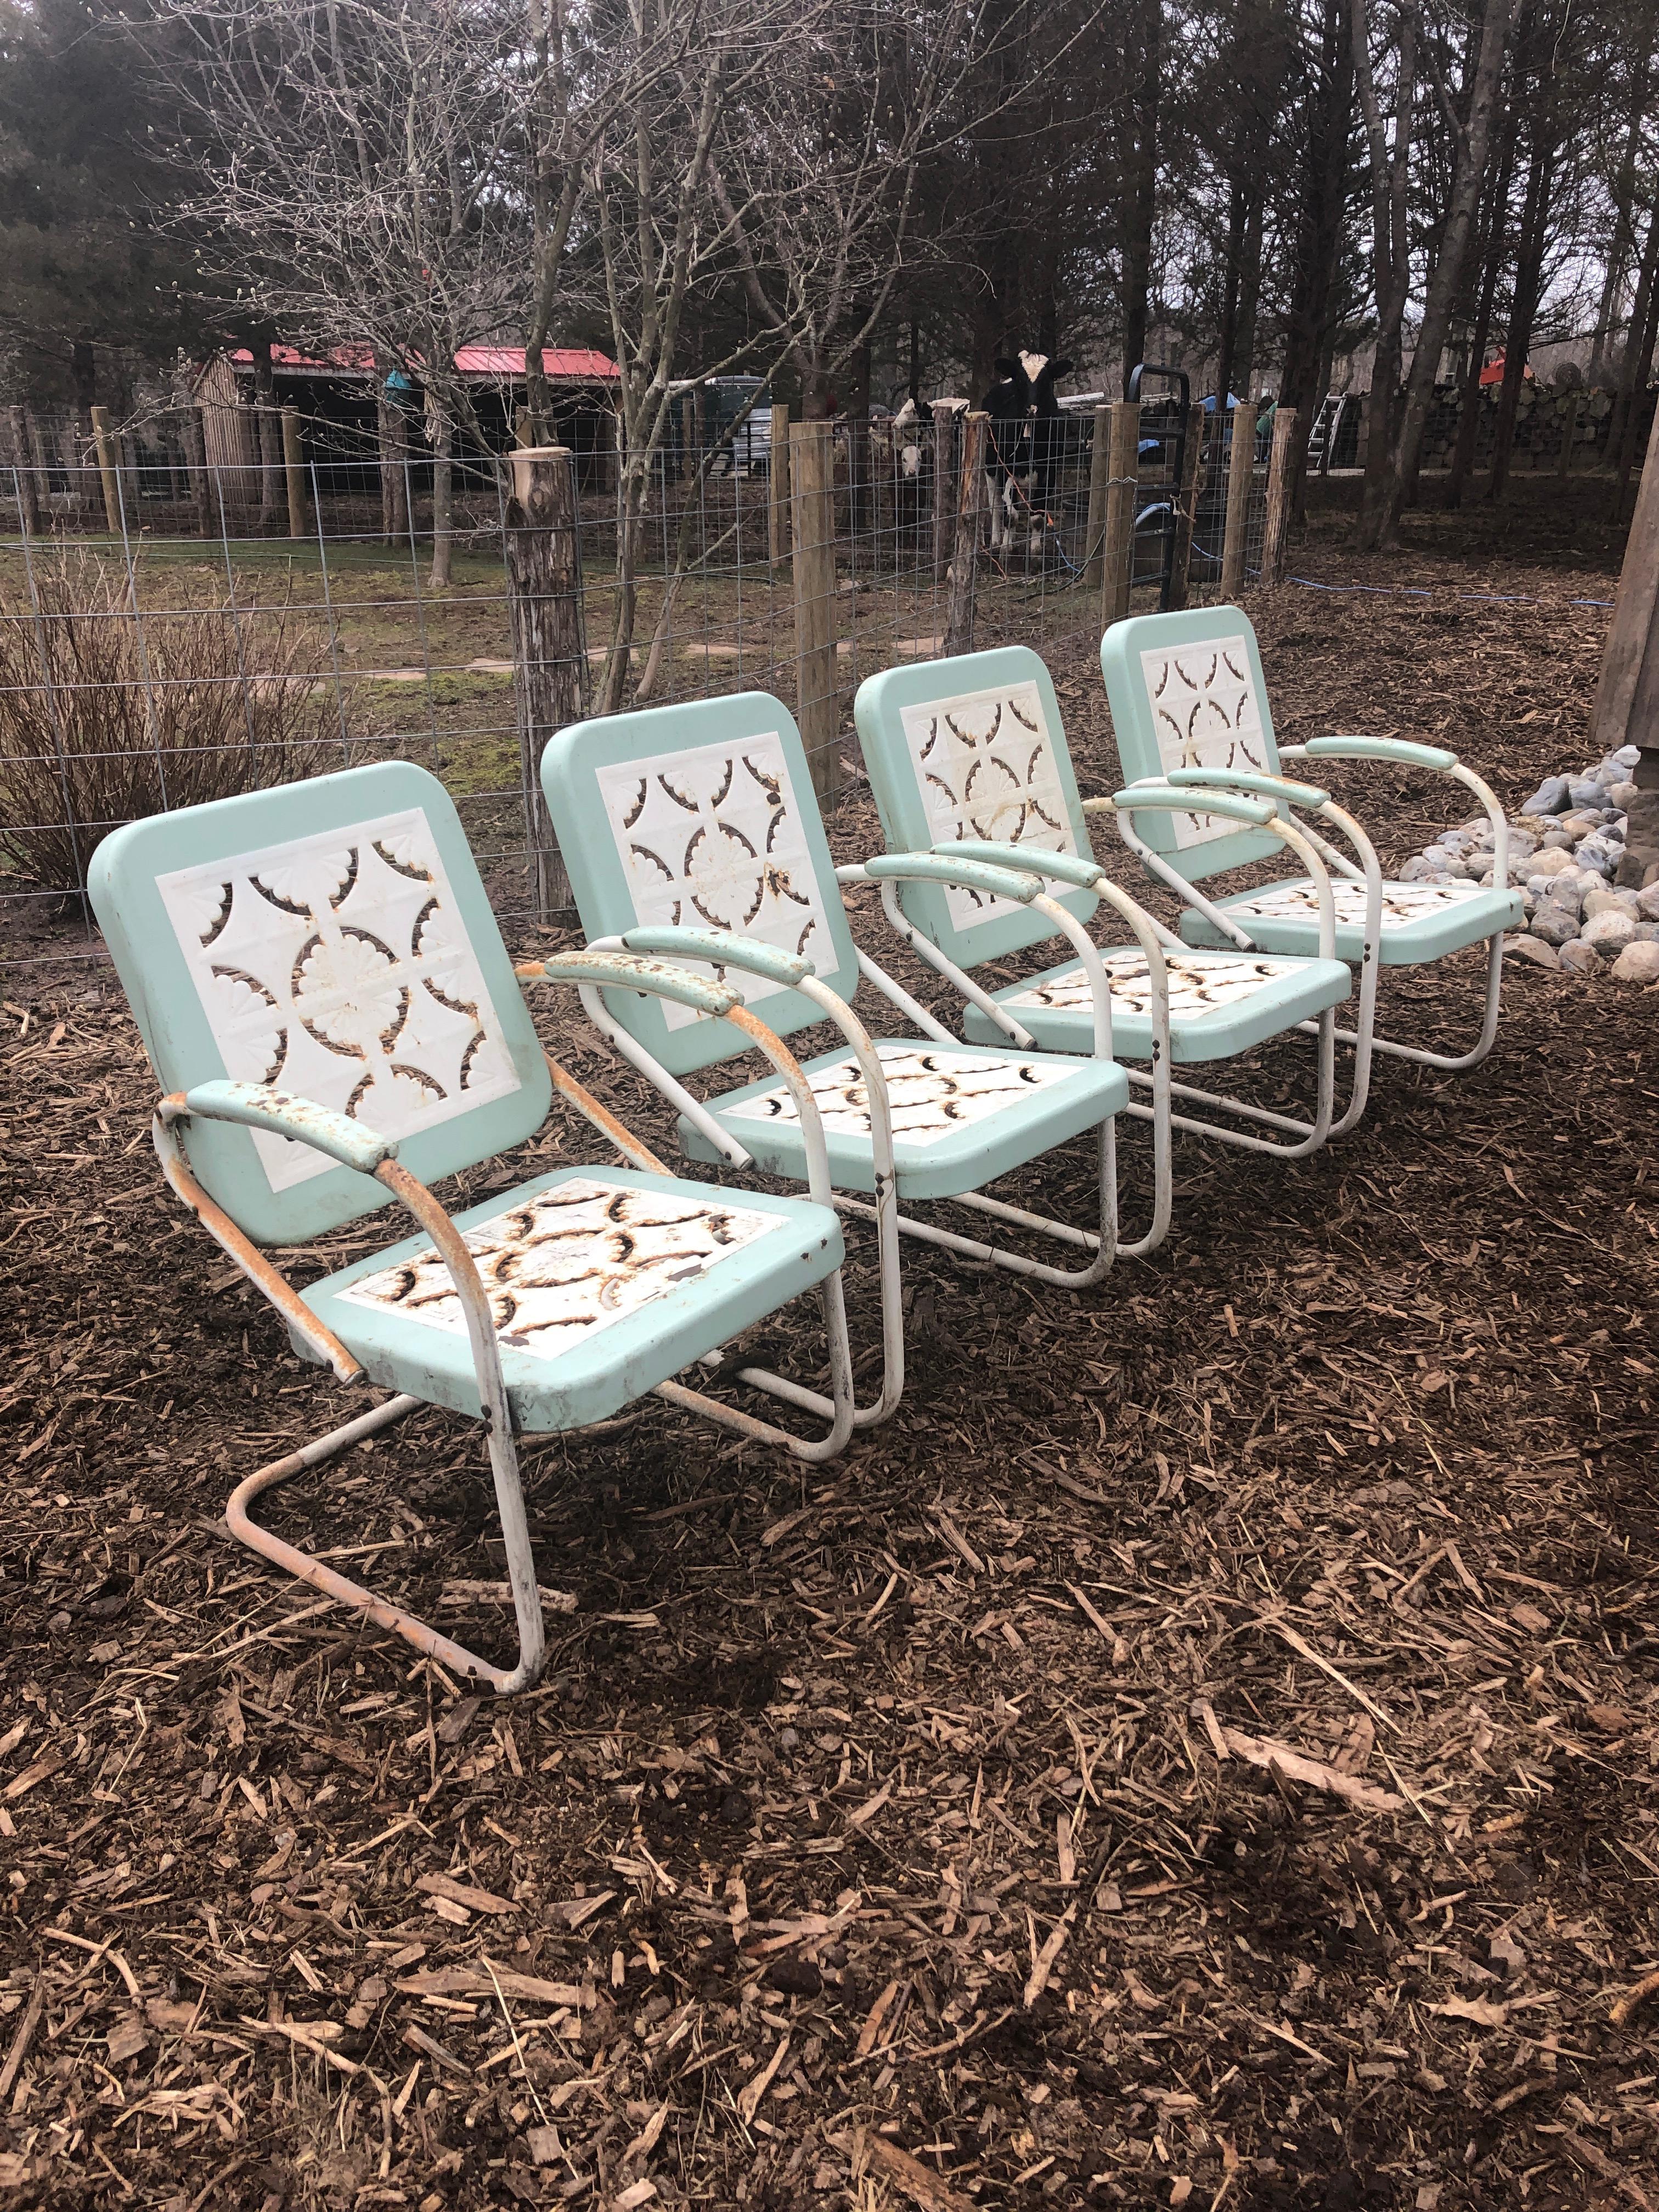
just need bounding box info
[3,487,1657,2212]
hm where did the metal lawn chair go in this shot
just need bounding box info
[537,691,1133,1434]
[87,760,864,1695]
[854,645,1361,1163]
[1099,606,1522,1083]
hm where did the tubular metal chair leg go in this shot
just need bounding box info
[1296,934,1504,1075]
[224,1392,547,1695]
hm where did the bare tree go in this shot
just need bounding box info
[156,0,528,583]
[1351,0,1514,549]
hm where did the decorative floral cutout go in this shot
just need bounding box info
[1139,636,1272,849]
[724,1042,1074,1140]
[595,735,837,1029]
[338,1178,782,1355]
[157,807,519,1193]
[896,680,1081,930]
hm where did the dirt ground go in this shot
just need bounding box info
[2,478,1657,2212]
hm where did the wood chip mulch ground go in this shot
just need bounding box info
[2,482,1656,2212]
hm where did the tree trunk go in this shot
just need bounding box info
[378,373,409,545]
[1488,136,1555,499]
[428,407,454,589]
[1609,204,1659,489]
[1446,119,1516,507]
[845,331,872,546]
[249,338,280,531]
[1358,0,1515,550]
[1279,0,1353,521]
[70,341,97,438]
[505,445,583,919]
[1120,0,1161,392]
[1612,273,1659,518]
[1214,178,1249,410]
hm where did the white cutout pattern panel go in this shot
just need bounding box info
[595,733,836,1030]
[1009,949,1298,1020]
[898,681,1081,928]
[338,1178,781,1356]
[158,809,518,1193]
[1228,878,1487,927]
[724,1042,1074,1142]
[1139,635,1271,849]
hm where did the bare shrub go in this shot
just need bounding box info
[0,549,342,892]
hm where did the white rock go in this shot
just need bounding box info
[1637,883,1659,923]
[1582,909,1637,955]
[1559,939,1601,975]
[1611,941,1659,985]
[1504,933,1560,970]
[1528,847,1576,878]
[1615,744,1640,767]
[1608,782,1639,810]
[1583,886,1639,920]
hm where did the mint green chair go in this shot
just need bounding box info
[1099,607,1522,1078]
[854,646,1358,1164]
[539,692,1132,1433]
[87,761,859,1695]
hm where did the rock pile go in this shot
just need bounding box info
[1396,744,1659,984]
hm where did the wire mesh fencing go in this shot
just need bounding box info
[0,403,1265,968]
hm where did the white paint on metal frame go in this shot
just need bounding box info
[897,681,1080,927]
[338,1177,783,1352]
[595,733,836,1029]
[157,808,519,1192]
[1140,636,1271,849]
[725,1041,1074,1138]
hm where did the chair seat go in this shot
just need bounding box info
[679,1039,1127,1203]
[962,945,1350,1063]
[1178,876,1522,966]
[297,1167,843,1431]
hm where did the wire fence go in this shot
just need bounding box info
[0,405,1267,969]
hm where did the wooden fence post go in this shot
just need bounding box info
[505,446,584,919]
[1164,400,1204,611]
[931,405,960,589]
[791,419,842,806]
[89,405,121,533]
[1219,394,1255,601]
[7,407,41,536]
[281,407,307,539]
[769,403,791,570]
[1100,399,1141,629]
[944,411,988,656]
[1082,403,1113,591]
[1260,408,1300,587]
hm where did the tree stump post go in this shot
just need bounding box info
[791,419,841,806]
[769,403,791,572]
[1219,393,1255,600]
[1100,399,1141,629]
[1260,408,1300,587]
[944,410,988,656]
[505,447,585,919]
[7,407,41,537]
[1593,398,1659,886]
[89,405,121,534]
[282,407,307,540]
[931,403,960,586]
[1082,403,1113,592]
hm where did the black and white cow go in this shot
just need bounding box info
[982,351,1073,557]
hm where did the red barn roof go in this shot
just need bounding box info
[228,344,619,382]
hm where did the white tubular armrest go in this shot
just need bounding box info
[872,875,1038,1046]
[1281,740,1509,892]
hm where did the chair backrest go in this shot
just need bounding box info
[853,646,1098,964]
[539,693,861,1077]
[1099,607,1287,881]
[88,760,552,1245]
